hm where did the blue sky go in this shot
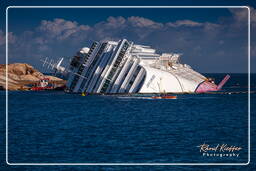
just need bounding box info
[7,8,232,33]
[0,0,256,73]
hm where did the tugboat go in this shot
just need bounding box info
[31,78,54,91]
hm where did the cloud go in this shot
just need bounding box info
[167,20,203,27]
[37,18,91,40]
[229,6,256,28]
[228,7,256,57]
[229,8,248,22]
[0,30,16,46]
[104,16,126,28]
[127,16,163,28]
[0,30,5,46]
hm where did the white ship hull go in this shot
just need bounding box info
[50,39,229,94]
[139,66,203,93]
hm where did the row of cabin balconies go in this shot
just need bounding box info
[67,39,147,94]
[79,42,108,92]
[99,41,130,93]
[68,42,99,91]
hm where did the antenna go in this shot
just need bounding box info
[42,57,48,67]
[41,57,65,72]
[48,59,53,69]
[40,57,88,79]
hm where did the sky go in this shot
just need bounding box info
[0,0,256,73]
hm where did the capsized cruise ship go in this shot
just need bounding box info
[49,39,230,94]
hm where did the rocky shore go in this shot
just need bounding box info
[0,63,66,90]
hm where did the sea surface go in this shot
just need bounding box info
[1,73,256,170]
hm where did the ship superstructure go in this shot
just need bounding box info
[51,39,229,94]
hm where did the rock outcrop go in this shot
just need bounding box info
[0,63,66,90]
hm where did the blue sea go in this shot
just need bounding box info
[1,73,255,170]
